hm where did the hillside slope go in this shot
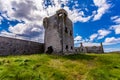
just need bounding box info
[0,53,120,80]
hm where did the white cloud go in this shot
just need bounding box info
[0,0,94,43]
[110,16,120,34]
[102,37,120,52]
[111,16,119,20]
[0,0,111,23]
[0,0,111,43]
[90,33,98,41]
[110,25,120,34]
[93,0,111,21]
[97,29,111,39]
[0,0,91,23]
[74,36,82,41]
[112,16,120,24]
[89,29,111,41]
[0,30,15,38]
[0,16,3,24]
[0,0,68,42]
[8,23,44,42]
[114,18,120,24]
[9,23,43,36]
[0,29,44,43]
[103,36,120,52]
[64,7,92,23]
[74,35,83,47]
[104,37,120,43]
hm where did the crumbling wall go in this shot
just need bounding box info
[0,36,44,56]
[86,46,104,53]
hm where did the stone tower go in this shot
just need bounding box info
[43,9,74,54]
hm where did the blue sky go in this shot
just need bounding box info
[0,0,120,52]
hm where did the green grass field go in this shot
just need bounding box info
[0,53,120,80]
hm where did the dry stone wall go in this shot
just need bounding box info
[0,36,44,56]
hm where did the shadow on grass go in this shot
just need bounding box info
[48,54,97,61]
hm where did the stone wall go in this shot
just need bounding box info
[0,36,44,56]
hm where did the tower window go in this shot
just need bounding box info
[71,46,73,50]
[58,13,63,17]
[66,45,68,50]
[81,48,83,51]
[65,27,68,33]
[70,30,72,36]
[64,13,67,17]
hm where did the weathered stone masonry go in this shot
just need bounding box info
[0,36,44,56]
[43,9,74,54]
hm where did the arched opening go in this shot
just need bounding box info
[46,46,53,54]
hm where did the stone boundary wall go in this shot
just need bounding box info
[0,36,44,56]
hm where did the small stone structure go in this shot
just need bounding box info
[43,9,74,54]
[0,36,44,56]
[75,43,104,53]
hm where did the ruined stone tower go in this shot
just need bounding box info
[43,9,74,54]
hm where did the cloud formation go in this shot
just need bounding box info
[74,35,101,47]
[90,33,98,41]
[0,16,3,24]
[97,29,111,39]
[104,37,120,43]
[74,35,82,44]
[93,0,111,21]
[0,0,111,42]
[89,29,111,41]
[110,16,120,34]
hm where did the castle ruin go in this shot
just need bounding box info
[75,43,104,53]
[0,9,104,56]
[43,9,74,54]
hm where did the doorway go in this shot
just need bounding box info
[46,46,53,54]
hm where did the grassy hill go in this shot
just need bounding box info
[0,53,120,80]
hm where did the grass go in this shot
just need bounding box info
[0,53,120,80]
